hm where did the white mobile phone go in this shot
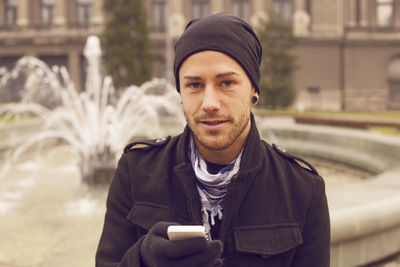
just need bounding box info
[167,225,206,241]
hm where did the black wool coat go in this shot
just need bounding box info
[96,119,330,267]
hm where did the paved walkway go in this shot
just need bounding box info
[0,147,107,267]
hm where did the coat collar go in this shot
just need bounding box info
[237,113,264,175]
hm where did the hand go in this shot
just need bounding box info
[140,222,223,267]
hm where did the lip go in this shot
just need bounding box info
[199,120,228,131]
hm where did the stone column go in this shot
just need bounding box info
[170,0,184,14]
[25,51,38,57]
[293,10,310,36]
[264,0,273,11]
[31,0,41,23]
[68,50,82,92]
[252,0,265,13]
[337,0,345,36]
[250,0,268,29]
[393,0,400,27]
[360,0,369,27]
[347,0,357,27]
[294,0,306,11]
[0,1,4,25]
[91,0,104,25]
[293,0,310,36]
[54,0,66,26]
[166,0,185,81]
[17,0,29,26]
[169,0,185,38]
[68,0,77,23]
[367,0,377,27]
[210,0,224,13]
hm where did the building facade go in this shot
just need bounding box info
[1,0,400,110]
[0,0,104,92]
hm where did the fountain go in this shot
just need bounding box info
[0,35,185,185]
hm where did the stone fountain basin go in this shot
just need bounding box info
[258,117,400,267]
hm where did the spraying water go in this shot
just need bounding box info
[0,35,185,185]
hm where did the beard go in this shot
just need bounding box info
[183,110,251,151]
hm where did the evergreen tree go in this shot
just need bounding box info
[257,15,297,109]
[102,0,153,88]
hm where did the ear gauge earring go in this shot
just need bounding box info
[252,96,259,104]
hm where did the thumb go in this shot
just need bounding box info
[149,221,179,239]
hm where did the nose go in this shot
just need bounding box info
[201,86,220,113]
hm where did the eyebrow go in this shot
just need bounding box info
[183,75,202,80]
[216,71,239,78]
[183,72,239,80]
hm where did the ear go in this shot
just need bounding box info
[253,87,259,96]
[251,88,259,105]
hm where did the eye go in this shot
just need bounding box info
[189,82,202,89]
[222,80,234,87]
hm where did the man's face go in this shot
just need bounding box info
[179,50,254,152]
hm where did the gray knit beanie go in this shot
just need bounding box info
[174,12,262,94]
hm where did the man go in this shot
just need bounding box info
[96,13,330,267]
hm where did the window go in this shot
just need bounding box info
[152,0,167,32]
[5,0,17,25]
[355,0,361,26]
[192,0,209,19]
[377,0,393,27]
[387,57,400,109]
[232,0,251,22]
[273,0,292,20]
[306,0,312,16]
[41,0,54,24]
[389,81,400,99]
[77,0,92,24]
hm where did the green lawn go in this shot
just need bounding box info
[0,114,30,123]
[369,126,400,136]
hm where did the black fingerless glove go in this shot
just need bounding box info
[140,222,223,267]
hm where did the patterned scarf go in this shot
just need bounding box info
[189,137,243,240]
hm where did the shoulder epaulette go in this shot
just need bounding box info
[272,143,319,176]
[124,136,171,153]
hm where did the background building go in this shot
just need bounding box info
[0,0,104,92]
[1,0,400,110]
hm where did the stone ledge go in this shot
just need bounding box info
[294,115,400,130]
[330,181,400,243]
[261,122,400,170]
[279,139,387,174]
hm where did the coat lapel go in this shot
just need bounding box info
[219,115,264,243]
[173,126,203,224]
